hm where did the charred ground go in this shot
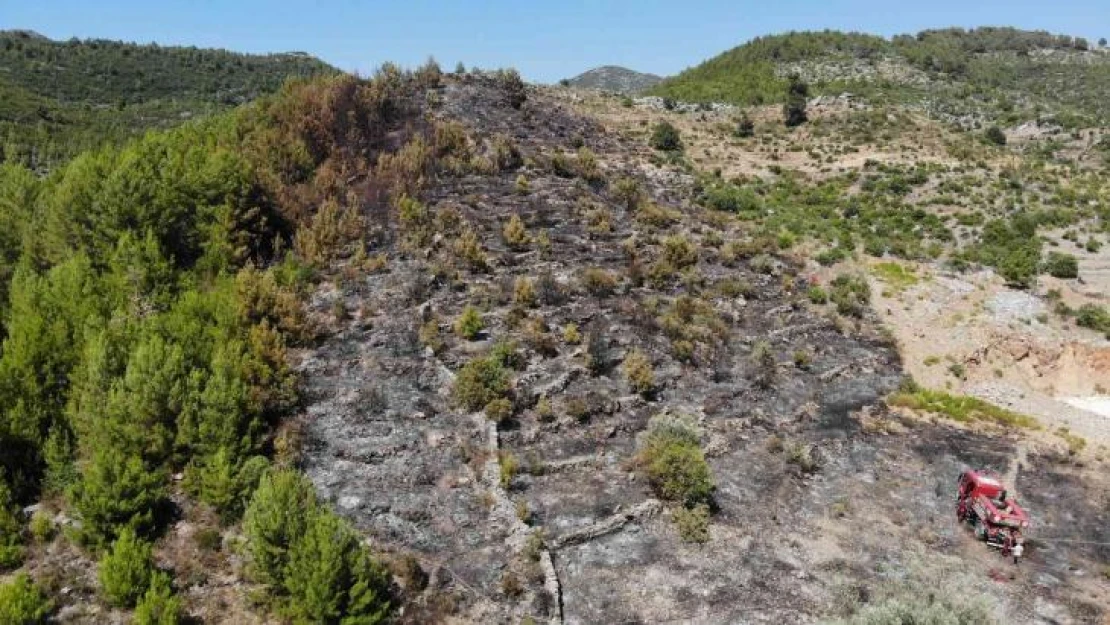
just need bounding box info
[294,73,1108,624]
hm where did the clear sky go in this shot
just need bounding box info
[5,1,1108,83]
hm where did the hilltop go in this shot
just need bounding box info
[563,65,663,93]
[652,28,1110,126]
[0,30,335,169]
[0,27,1107,625]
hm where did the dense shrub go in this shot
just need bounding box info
[662,235,698,269]
[502,214,530,250]
[1043,252,1078,279]
[649,121,683,152]
[498,69,527,109]
[622,349,656,396]
[984,126,1007,146]
[454,306,484,340]
[637,413,713,507]
[453,355,511,412]
[750,340,777,389]
[580,267,618,298]
[830,274,871,317]
[674,503,711,543]
[612,177,645,210]
[1076,304,1110,334]
[98,528,155,608]
[735,114,755,137]
[0,573,52,624]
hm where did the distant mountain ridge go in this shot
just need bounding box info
[563,65,663,94]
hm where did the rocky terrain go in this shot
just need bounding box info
[563,66,663,94]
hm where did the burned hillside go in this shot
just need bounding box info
[290,71,1108,624]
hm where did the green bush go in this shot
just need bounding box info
[28,510,54,544]
[807,286,829,304]
[985,125,1007,146]
[98,528,155,608]
[830,274,871,317]
[622,349,655,396]
[133,572,184,625]
[649,121,683,152]
[888,388,1036,428]
[1043,252,1078,279]
[484,397,513,423]
[454,305,484,340]
[638,413,713,507]
[242,469,318,588]
[580,267,617,298]
[0,573,52,624]
[673,503,711,543]
[284,510,391,624]
[453,355,511,412]
[1076,304,1110,333]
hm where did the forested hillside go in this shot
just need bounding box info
[0,31,334,169]
[652,27,1109,125]
[0,65,446,622]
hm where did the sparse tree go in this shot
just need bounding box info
[783,74,809,127]
[735,113,755,137]
[1100,37,1108,48]
[649,121,683,152]
[499,69,527,109]
[985,125,1007,146]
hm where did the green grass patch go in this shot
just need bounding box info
[888,388,1037,429]
[871,262,920,293]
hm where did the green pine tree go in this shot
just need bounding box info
[190,448,269,522]
[98,527,155,608]
[242,469,317,587]
[69,446,167,547]
[0,573,52,624]
[0,478,24,570]
[284,510,390,625]
[133,571,184,625]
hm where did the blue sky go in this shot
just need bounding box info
[5,1,1108,83]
